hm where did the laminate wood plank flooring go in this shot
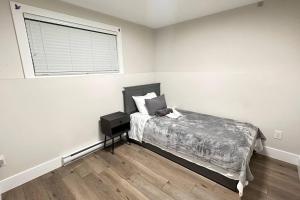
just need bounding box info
[3,143,300,200]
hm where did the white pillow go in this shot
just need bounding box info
[132,92,157,115]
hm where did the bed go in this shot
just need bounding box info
[122,83,265,196]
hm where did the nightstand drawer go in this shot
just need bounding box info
[110,115,130,128]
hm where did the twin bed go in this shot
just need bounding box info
[122,83,265,196]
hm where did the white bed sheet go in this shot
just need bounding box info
[128,112,152,142]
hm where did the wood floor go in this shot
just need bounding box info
[3,143,300,200]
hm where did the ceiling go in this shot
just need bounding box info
[61,0,260,28]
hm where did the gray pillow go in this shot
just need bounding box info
[145,95,167,115]
[155,108,173,117]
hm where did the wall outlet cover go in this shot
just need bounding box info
[273,130,283,140]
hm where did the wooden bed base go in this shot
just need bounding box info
[129,139,239,192]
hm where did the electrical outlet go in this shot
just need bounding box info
[0,155,6,167]
[273,130,283,140]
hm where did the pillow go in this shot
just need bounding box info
[132,92,157,115]
[145,95,167,115]
[155,108,173,117]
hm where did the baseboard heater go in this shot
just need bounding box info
[61,136,122,166]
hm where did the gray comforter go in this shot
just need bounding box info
[142,110,265,190]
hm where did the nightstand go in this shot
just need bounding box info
[100,111,130,154]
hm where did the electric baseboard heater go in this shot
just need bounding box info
[61,136,122,165]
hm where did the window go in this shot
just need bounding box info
[10,2,123,78]
[24,14,119,76]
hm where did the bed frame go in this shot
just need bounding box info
[122,83,239,192]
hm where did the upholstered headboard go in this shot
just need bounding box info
[122,83,161,114]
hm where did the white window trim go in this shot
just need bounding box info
[10,1,124,78]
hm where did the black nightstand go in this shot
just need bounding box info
[100,112,130,154]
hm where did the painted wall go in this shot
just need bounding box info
[154,0,300,154]
[0,0,155,180]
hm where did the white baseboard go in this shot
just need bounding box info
[259,146,299,166]
[0,157,61,195]
[0,137,119,196]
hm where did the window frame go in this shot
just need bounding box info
[10,1,124,78]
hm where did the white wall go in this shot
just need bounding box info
[154,0,300,155]
[0,0,155,181]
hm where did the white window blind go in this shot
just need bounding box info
[24,15,119,76]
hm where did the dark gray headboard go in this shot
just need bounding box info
[123,83,161,114]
